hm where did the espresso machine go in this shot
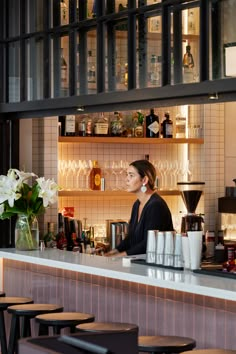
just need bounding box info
[177,181,205,233]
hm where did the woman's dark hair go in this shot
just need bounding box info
[129,160,156,190]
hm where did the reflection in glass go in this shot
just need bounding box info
[146,15,162,88]
[60,37,69,96]
[115,22,128,91]
[26,38,44,101]
[8,0,20,37]
[26,0,44,33]
[60,0,69,25]
[87,30,97,94]
[8,42,20,102]
[182,8,200,84]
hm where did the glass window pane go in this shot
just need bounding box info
[8,42,20,102]
[61,0,69,25]
[26,38,44,100]
[26,0,44,33]
[212,0,236,80]
[8,0,20,38]
[51,35,69,98]
[115,22,128,91]
[146,15,162,87]
[182,7,200,83]
[87,30,97,94]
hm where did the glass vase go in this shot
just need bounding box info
[15,214,39,250]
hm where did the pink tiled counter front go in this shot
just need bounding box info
[0,250,235,350]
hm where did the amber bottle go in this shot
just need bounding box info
[89,160,101,190]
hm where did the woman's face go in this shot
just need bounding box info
[126,165,143,193]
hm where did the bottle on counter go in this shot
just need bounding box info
[56,213,67,250]
[65,115,76,136]
[145,108,160,138]
[175,114,187,138]
[44,222,57,248]
[89,160,101,190]
[69,218,80,252]
[94,113,109,137]
[110,111,124,136]
[78,116,86,136]
[162,112,173,138]
[58,116,66,136]
[86,118,93,136]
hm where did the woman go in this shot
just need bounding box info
[105,159,173,257]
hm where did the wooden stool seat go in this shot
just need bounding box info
[7,303,64,317]
[35,312,95,335]
[7,303,63,354]
[138,335,196,353]
[77,321,138,333]
[182,350,236,354]
[0,297,33,354]
[0,297,33,309]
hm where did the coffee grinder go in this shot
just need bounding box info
[177,181,205,233]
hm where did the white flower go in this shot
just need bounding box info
[0,174,22,207]
[36,177,58,208]
[7,169,37,191]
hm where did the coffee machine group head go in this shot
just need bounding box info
[177,181,205,233]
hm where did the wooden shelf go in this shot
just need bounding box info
[58,137,203,144]
[58,190,180,197]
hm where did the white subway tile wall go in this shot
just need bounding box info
[26,102,224,235]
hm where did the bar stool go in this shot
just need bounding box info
[138,335,196,353]
[181,350,236,354]
[0,296,33,354]
[77,321,139,334]
[35,311,95,335]
[7,303,64,354]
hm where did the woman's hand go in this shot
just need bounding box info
[104,249,127,257]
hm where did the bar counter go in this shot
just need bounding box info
[0,249,235,349]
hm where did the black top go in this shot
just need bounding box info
[116,193,173,256]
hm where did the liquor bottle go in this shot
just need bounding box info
[175,114,187,138]
[70,219,79,251]
[124,63,128,86]
[44,222,57,248]
[150,54,159,86]
[56,213,67,250]
[183,45,194,83]
[146,108,160,138]
[87,51,96,83]
[110,111,124,136]
[60,0,68,25]
[86,118,93,136]
[162,112,173,138]
[89,160,101,190]
[78,117,86,136]
[188,10,195,34]
[94,113,109,137]
[65,115,76,136]
[60,48,67,85]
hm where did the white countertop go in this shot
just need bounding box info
[0,248,235,301]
